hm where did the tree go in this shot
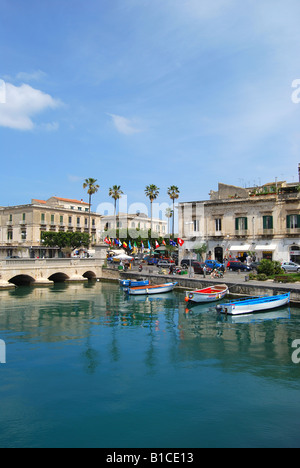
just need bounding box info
[145,184,160,237]
[109,185,124,230]
[83,178,100,247]
[167,185,180,238]
[165,207,173,236]
[41,232,90,253]
[193,243,208,261]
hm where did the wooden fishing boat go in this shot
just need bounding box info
[125,282,178,296]
[119,279,150,287]
[185,284,229,303]
[216,293,290,316]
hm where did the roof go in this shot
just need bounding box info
[52,197,89,205]
[32,199,47,204]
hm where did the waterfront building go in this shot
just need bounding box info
[178,179,300,264]
[0,197,101,259]
[100,212,167,237]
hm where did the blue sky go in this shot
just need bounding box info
[1,0,300,217]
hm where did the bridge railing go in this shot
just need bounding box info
[1,258,102,266]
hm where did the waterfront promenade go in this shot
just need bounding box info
[103,266,300,304]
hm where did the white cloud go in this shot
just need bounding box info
[108,113,142,135]
[16,70,47,82]
[0,82,61,130]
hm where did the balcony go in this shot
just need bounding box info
[286,228,300,235]
[235,230,249,237]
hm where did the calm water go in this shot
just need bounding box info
[0,281,300,448]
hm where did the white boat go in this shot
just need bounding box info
[216,293,290,316]
[185,284,228,304]
[125,282,178,296]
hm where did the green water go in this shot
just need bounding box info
[0,281,299,448]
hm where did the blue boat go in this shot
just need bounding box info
[119,279,150,288]
[216,293,290,316]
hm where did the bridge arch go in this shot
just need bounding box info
[83,271,97,280]
[48,272,70,283]
[9,275,36,287]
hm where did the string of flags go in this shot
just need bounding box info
[104,237,184,249]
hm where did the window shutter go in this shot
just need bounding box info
[244,217,248,230]
[287,215,291,229]
[235,218,239,231]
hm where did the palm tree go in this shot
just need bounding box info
[109,185,124,230]
[165,207,173,236]
[83,178,100,247]
[167,185,180,238]
[145,184,160,236]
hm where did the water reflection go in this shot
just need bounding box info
[0,283,300,382]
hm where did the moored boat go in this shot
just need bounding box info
[119,279,150,287]
[185,284,229,304]
[125,282,178,296]
[216,293,290,316]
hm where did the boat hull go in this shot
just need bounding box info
[185,285,228,303]
[217,293,290,316]
[125,282,178,296]
[120,279,150,287]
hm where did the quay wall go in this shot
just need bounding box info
[100,268,300,305]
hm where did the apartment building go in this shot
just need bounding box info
[0,197,101,259]
[178,181,300,264]
[101,212,167,237]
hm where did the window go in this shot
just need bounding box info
[263,216,273,230]
[22,213,26,222]
[77,217,80,225]
[235,217,248,231]
[9,214,12,222]
[68,216,72,224]
[287,214,300,229]
[41,213,45,223]
[60,216,64,224]
[51,214,55,223]
[21,230,27,240]
[7,230,13,240]
[193,220,199,232]
[215,219,222,232]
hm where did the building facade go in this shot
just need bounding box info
[179,181,300,264]
[100,212,167,238]
[0,197,102,259]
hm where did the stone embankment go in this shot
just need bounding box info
[101,267,300,304]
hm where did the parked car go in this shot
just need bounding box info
[146,257,158,265]
[180,259,212,274]
[227,261,252,272]
[181,259,200,270]
[204,260,225,271]
[281,261,300,273]
[157,259,175,268]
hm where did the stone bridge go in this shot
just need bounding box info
[0,258,104,288]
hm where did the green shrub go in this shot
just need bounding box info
[257,273,268,281]
[249,273,257,280]
[258,259,275,276]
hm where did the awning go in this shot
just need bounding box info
[255,245,276,251]
[230,245,251,252]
